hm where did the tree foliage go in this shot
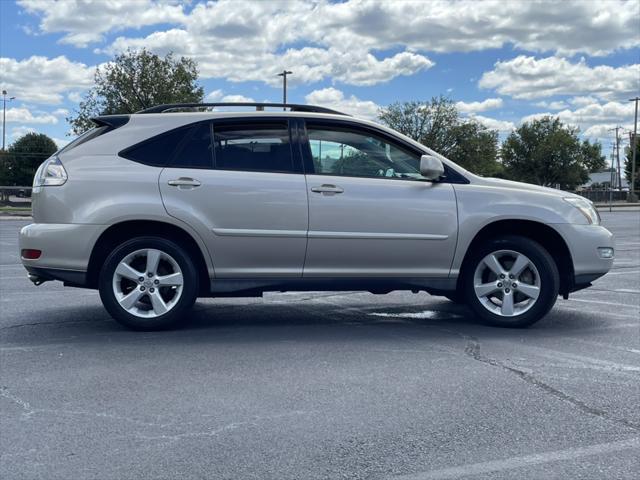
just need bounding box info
[624,134,639,191]
[68,49,205,135]
[501,117,605,190]
[378,96,502,177]
[2,133,58,186]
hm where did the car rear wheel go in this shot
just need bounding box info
[462,235,559,328]
[99,236,198,330]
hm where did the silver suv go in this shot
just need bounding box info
[20,102,614,330]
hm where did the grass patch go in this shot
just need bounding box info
[0,206,32,214]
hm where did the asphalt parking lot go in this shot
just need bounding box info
[1,210,639,480]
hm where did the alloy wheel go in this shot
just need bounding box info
[112,248,184,318]
[473,249,541,317]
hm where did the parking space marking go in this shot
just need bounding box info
[567,298,640,308]
[391,437,640,480]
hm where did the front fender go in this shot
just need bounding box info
[450,184,585,274]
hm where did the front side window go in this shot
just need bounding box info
[213,122,294,173]
[307,126,423,180]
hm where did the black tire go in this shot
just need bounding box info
[99,236,199,330]
[462,235,559,328]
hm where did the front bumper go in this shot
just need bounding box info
[19,223,106,282]
[552,223,614,290]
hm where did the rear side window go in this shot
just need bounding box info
[171,123,213,169]
[120,122,213,168]
[213,122,294,173]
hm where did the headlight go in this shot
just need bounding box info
[33,155,68,187]
[563,197,600,225]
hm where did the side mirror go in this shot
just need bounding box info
[420,155,445,181]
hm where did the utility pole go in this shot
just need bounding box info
[609,147,615,212]
[2,90,16,151]
[629,97,639,202]
[277,70,292,110]
[609,126,622,191]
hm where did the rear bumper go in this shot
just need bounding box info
[25,266,87,288]
[19,223,105,272]
[20,223,103,288]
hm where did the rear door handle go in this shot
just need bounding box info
[311,184,344,195]
[168,177,201,189]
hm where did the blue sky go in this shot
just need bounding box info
[1,0,638,158]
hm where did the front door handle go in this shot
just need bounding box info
[168,177,201,189]
[311,184,344,195]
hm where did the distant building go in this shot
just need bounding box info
[581,169,629,190]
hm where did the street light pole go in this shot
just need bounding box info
[629,97,639,202]
[2,90,15,151]
[277,70,292,110]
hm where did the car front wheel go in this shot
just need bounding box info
[99,236,199,330]
[462,235,559,328]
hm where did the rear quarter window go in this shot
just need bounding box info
[119,122,213,168]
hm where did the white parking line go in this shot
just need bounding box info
[567,298,640,308]
[391,437,640,480]
[603,269,640,276]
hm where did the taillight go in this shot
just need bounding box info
[33,155,67,187]
[21,249,42,260]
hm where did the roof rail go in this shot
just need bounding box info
[135,102,348,116]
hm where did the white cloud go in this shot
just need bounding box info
[534,100,569,110]
[106,36,433,87]
[205,90,256,103]
[479,56,639,100]
[52,137,69,149]
[220,94,256,103]
[4,107,58,124]
[21,0,639,57]
[305,88,380,119]
[456,98,503,114]
[20,0,636,91]
[0,56,94,104]
[18,0,186,47]
[467,115,515,133]
[570,96,599,107]
[521,100,635,142]
[67,92,84,103]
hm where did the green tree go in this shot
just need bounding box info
[68,49,204,135]
[378,96,502,176]
[0,150,11,185]
[624,134,639,191]
[4,133,58,186]
[501,116,605,190]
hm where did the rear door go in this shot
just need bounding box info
[157,118,309,277]
[300,119,458,277]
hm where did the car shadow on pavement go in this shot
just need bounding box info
[1,296,619,349]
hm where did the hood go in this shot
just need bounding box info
[471,176,578,198]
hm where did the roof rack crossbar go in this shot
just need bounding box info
[136,102,348,116]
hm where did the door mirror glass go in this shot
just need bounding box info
[420,155,444,181]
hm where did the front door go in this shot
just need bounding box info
[301,121,458,277]
[159,119,308,277]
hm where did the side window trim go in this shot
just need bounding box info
[300,119,469,184]
[210,117,303,174]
